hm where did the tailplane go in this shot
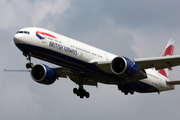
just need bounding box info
[158,39,175,78]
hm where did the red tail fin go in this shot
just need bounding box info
[158,39,174,78]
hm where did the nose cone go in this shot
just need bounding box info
[13,33,25,45]
[13,34,19,44]
[13,33,29,52]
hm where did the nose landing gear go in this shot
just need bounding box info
[26,55,33,69]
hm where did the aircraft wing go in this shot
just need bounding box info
[95,55,180,83]
[96,55,180,72]
[4,67,97,86]
[53,67,97,86]
[95,55,180,73]
[133,55,180,70]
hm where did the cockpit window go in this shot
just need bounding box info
[18,31,23,33]
[16,31,30,34]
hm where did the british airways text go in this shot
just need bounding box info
[49,41,77,56]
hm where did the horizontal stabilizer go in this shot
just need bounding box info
[166,80,180,85]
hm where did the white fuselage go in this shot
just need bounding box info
[14,27,174,93]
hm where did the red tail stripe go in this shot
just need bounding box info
[161,45,174,56]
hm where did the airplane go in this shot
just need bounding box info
[10,27,180,99]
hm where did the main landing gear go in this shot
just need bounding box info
[118,84,134,95]
[73,86,90,99]
[26,55,33,69]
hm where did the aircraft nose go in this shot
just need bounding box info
[13,32,30,52]
[13,33,23,44]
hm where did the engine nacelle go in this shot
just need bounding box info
[31,64,56,85]
[110,57,138,76]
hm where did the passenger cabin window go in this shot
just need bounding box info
[16,31,30,34]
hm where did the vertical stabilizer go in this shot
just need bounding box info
[158,38,174,78]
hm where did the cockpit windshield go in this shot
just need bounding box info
[16,31,30,34]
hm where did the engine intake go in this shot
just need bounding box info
[31,64,56,85]
[110,57,138,76]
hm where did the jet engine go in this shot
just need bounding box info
[31,64,56,85]
[110,57,138,76]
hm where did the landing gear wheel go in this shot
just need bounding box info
[130,89,134,95]
[85,92,90,98]
[26,63,33,69]
[80,94,84,99]
[118,84,135,95]
[73,88,78,94]
[124,91,129,95]
[73,86,90,99]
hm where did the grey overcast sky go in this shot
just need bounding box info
[1,0,180,120]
